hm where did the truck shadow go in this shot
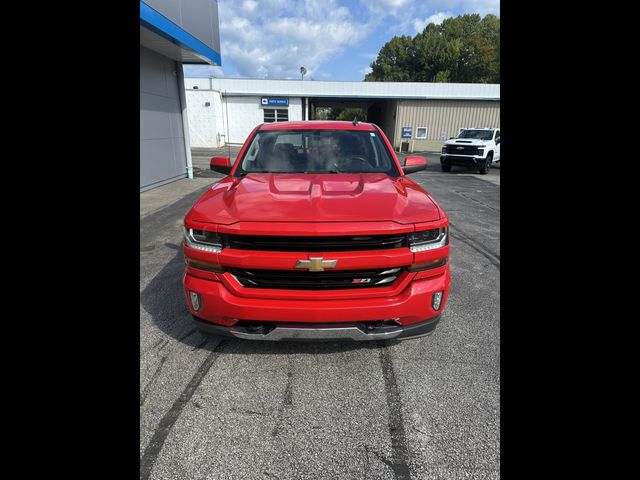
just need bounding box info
[140,249,395,355]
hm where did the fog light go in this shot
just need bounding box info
[432,291,443,310]
[189,291,201,311]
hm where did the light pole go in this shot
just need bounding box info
[300,66,307,80]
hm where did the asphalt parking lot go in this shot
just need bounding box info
[140,151,500,479]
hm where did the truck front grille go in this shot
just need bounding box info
[223,234,407,252]
[444,144,480,155]
[228,267,402,290]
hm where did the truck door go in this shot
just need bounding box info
[494,130,500,161]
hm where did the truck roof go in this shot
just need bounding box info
[258,120,377,131]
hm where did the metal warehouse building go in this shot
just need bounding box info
[140,0,221,192]
[184,78,500,153]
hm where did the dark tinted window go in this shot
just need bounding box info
[458,129,494,140]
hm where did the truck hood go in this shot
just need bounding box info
[188,173,441,225]
[445,138,491,146]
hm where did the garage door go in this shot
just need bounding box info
[140,46,187,191]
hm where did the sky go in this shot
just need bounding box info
[183,0,500,81]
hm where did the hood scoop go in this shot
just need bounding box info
[189,173,441,224]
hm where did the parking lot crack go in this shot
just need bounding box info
[140,355,167,407]
[140,339,225,480]
[377,342,413,480]
[270,360,294,437]
[448,222,500,271]
[452,190,500,213]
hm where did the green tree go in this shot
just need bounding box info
[314,107,333,120]
[365,35,415,82]
[319,107,368,121]
[365,14,499,83]
[334,107,368,121]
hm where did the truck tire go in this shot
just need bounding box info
[479,154,492,174]
[441,164,451,172]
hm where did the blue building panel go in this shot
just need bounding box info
[140,1,221,65]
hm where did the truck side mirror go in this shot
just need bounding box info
[495,138,500,144]
[210,156,232,175]
[402,156,428,174]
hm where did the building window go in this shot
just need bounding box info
[277,109,288,121]
[415,127,427,139]
[264,109,276,122]
[264,108,288,123]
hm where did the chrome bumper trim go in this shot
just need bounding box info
[229,325,404,341]
[193,316,441,342]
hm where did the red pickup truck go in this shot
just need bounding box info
[182,121,450,341]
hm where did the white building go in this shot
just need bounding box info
[184,78,500,152]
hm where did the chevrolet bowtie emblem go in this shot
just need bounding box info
[295,257,338,272]
[457,146,464,150]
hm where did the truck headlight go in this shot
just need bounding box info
[183,227,223,253]
[409,227,448,252]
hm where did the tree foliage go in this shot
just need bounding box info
[316,107,368,121]
[333,108,368,121]
[365,14,500,83]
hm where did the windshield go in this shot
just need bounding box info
[235,129,399,176]
[457,129,494,140]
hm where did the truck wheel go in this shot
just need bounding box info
[441,164,451,172]
[479,154,492,174]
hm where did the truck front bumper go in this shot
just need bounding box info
[193,315,441,341]
[440,154,485,168]
[184,269,450,341]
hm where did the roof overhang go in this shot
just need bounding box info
[139,1,221,65]
[186,78,499,101]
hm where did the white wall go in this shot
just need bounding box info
[288,97,303,121]
[184,89,303,147]
[184,78,211,90]
[224,96,302,144]
[185,90,221,147]
[224,96,263,144]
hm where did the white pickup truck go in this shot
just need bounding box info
[440,128,500,174]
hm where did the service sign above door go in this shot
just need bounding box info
[261,98,289,107]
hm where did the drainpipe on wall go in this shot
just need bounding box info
[177,62,194,179]
[393,102,400,152]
